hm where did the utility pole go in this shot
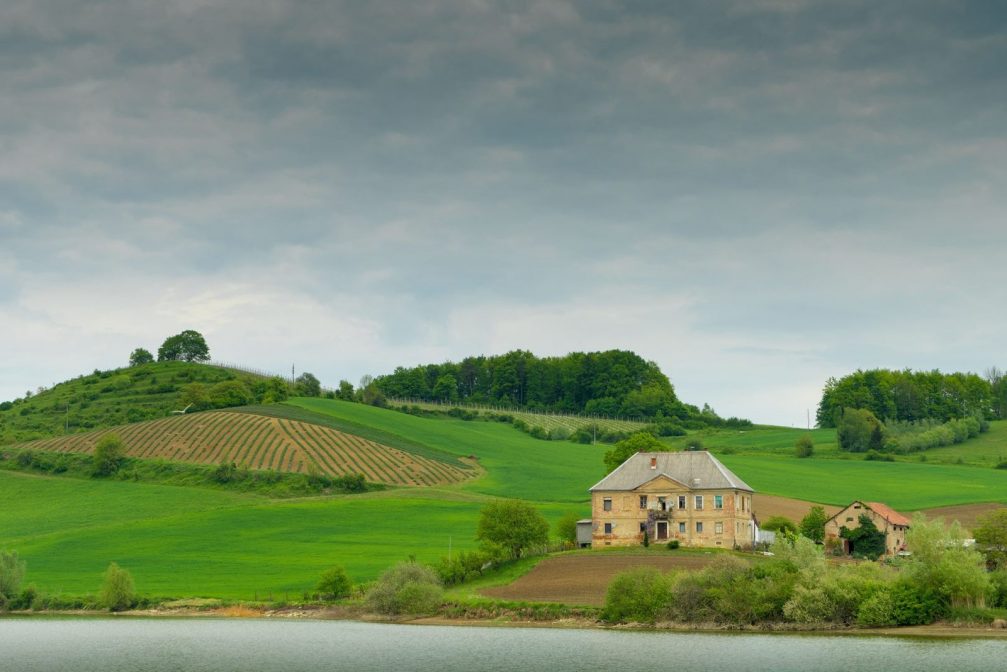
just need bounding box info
[291,364,295,386]
[806,408,811,431]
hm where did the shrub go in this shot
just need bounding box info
[684,438,703,451]
[93,434,125,476]
[555,512,580,547]
[794,435,814,458]
[316,566,352,601]
[0,550,26,606]
[601,566,672,623]
[366,561,443,615]
[100,562,135,612]
[760,516,798,535]
[864,450,894,462]
[667,540,680,550]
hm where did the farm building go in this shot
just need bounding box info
[824,501,910,557]
[589,451,756,549]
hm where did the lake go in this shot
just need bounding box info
[1,618,1005,672]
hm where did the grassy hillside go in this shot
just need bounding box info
[5,383,1007,601]
[0,361,268,445]
[13,411,474,487]
[388,399,649,434]
[668,422,1007,468]
[287,398,609,502]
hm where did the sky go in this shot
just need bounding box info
[1,1,1005,426]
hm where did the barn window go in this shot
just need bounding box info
[604,523,613,534]
[603,498,612,512]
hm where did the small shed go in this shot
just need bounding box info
[576,519,593,548]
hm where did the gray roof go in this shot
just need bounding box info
[589,451,754,493]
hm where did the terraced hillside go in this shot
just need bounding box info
[15,411,474,487]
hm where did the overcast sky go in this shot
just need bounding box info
[1,1,1005,426]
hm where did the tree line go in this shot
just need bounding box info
[373,349,744,424]
[817,367,1007,428]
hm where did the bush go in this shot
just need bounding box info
[93,433,125,476]
[317,566,352,601]
[366,561,443,615]
[794,435,814,458]
[100,562,135,612]
[0,550,26,607]
[684,438,703,451]
[864,450,894,462]
[667,540,680,550]
[555,512,580,546]
[601,566,672,623]
[761,516,798,535]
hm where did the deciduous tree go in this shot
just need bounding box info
[603,432,665,473]
[128,348,154,366]
[476,500,549,560]
[93,433,125,476]
[799,506,828,543]
[974,508,1007,570]
[157,330,210,362]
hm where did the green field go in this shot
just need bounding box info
[5,396,1007,601]
[287,398,609,502]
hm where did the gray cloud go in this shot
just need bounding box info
[1,1,1006,424]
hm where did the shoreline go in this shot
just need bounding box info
[6,605,1007,639]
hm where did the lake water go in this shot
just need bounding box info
[1,618,1005,672]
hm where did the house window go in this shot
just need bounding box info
[696,522,704,533]
[678,495,686,509]
[658,496,667,511]
[639,495,648,509]
[714,495,723,509]
[846,517,853,523]
[604,523,613,534]
[603,498,612,512]
[679,522,686,533]
[639,522,647,533]
[695,495,704,510]
[715,522,723,534]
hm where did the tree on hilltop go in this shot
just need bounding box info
[295,372,322,397]
[603,432,666,473]
[128,348,154,366]
[157,330,210,363]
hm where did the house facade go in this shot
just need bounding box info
[589,451,756,549]
[824,500,910,556]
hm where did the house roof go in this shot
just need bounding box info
[827,500,911,528]
[864,502,912,527]
[589,451,754,493]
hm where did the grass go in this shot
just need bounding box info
[11,410,473,487]
[718,453,1007,510]
[0,361,268,445]
[6,384,1007,601]
[286,398,609,503]
[389,398,649,434]
[1,469,576,600]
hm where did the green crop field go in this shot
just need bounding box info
[5,392,1007,602]
[717,453,1007,510]
[286,398,609,502]
[388,398,649,434]
[15,410,473,487]
[0,470,576,600]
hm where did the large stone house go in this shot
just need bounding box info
[824,501,910,557]
[589,451,756,549]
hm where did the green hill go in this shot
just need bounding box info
[0,361,274,445]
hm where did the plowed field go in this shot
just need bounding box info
[481,553,723,606]
[17,411,474,487]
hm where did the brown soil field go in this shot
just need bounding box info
[16,411,474,487]
[481,553,723,607]
[753,494,842,523]
[918,502,1006,534]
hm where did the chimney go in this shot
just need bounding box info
[692,478,701,487]
[650,456,657,469]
